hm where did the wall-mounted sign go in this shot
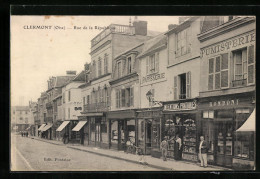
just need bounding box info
[209,99,239,107]
[137,110,161,118]
[142,72,165,84]
[164,100,197,111]
[201,32,255,57]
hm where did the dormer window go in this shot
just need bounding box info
[127,56,132,74]
[146,52,159,75]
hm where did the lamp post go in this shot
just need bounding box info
[146,90,163,107]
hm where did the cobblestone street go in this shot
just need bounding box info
[11,134,229,171]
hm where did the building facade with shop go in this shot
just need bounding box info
[107,43,144,151]
[162,17,203,162]
[11,106,32,132]
[36,92,47,137]
[137,33,168,157]
[198,16,256,169]
[41,72,76,140]
[79,19,155,149]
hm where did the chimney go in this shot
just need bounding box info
[179,16,190,24]
[66,71,77,75]
[168,24,177,30]
[133,20,147,36]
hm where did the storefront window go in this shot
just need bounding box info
[111,120,118,144]
[183,116,197,155]
[138,119,145,147]
[126,119,135,146]
[101,118,108,143]
[151,118,160,150]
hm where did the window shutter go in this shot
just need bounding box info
[146,57,149,74]
[155,52,159,73]
[215,56,221,89]
[186,71,191,98]
[121,89,125,107]
[208,58,214,90]
[247,45,255,85]
[130,87,134,107]
[107,87,111,108]
[116,90,118,108]
[174,76,178,100]
[221,53,229,88]
[122,59,126,76]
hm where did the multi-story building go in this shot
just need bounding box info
[28,101,37,136]
[36,92,47,137]
[57,71,85,142]
[79,18,158,149]
[40,71,76,140]
[198,16,255,169]
[11,106,31,132]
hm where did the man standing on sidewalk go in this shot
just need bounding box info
[199,136,208,168]
[161,136,168,161]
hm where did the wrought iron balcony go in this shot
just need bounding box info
[232,79,247,87]
[83,102,110,113]
[91,24,135,47]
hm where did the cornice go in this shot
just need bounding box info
[198,17,255,42]
[90,40,111,55]
[90,73,111,83]
[109,72,138,85]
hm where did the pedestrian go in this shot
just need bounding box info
[199,135,208,168]
[174,134,182,160]
[161,136,168,161]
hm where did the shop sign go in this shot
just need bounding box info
[209,99,239,107]
[137,110,161,118]
[201,32,255,57]
[142,72,165,84]
[164,100,197,111]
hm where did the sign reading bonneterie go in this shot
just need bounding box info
[201,31,255,57]
[164,100,197,111]
[142,72,165,84]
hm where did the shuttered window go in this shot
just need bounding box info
[104,54,108,74]
[174,76,178,100]
[221,53,229,88]
[121,89,126,107]
[247,45,255,85]
[98,58,102,77]
[186,71,191,98]
[155,52,159,73]
[208,53,229,90]
[130,87,134,107]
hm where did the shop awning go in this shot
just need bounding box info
[38,124,46,131]
[72,121,87,131]
[25,125,31,131]
[41,124,53,132]
[236,109,255,132]
[56,121,70,132]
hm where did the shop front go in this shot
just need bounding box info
[107,110,136,152]
[136,108,162,156]
[56,120,70,142]
[163,99,198,162]
[198,92,255,169]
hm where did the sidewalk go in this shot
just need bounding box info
[30,136,231,171]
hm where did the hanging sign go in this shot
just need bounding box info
[164,100,197,111]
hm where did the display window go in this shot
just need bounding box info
[138,119,145,146]
[126,119,135,146]
[111,120,118,144]
[101,117,108,143]
[151,118,160,150]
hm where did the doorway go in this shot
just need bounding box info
[138,119,152,155]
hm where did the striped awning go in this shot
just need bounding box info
[56,121,70,132]
[38,124,46,131]
[72,121,87,131]
[41,124,53,132]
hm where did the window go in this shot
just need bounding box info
[25,118,28,123]
[20,117,23,120]
[117,61,122,78]
[92,60,96,79]
[233,49,247,87]
[176,27,191,57]
[121,89,126,107]
[146,53,159,74]
[106,87,110,107]
[116,90,121,108]
[174,72,191,100]
[68,91,71,102]
[83,97,86,105]
[127,57,132,74]
[68,108,70,119]
[208,53,229,90]
[25,111,28,114]
[98,58,102,77]
[87,95,90,104]
[85,74,89,83]
[104,54,108,74]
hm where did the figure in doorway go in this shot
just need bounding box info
[199,135,209,168]
[174,134,182,160]
[161,136,168,161]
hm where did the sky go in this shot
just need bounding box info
[11,16,179,106]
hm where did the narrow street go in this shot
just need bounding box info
[11,134,162,171]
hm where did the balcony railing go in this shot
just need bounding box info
[232,79,247,87]
[91,24,135,47]
[83,102,110,113]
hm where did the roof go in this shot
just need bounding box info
[147,30,162,37]
[114,42,144,60]
[55,76,76,88]
[72,70,85,82]
[137,33,167,58]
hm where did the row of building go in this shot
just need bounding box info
[30,16,255,170]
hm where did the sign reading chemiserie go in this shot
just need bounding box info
[142,73,165,84]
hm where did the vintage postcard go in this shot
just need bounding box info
[10,15,256,171]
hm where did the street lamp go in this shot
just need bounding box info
[146,90,163,106]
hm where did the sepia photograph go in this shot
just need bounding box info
[10,15,256,171]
